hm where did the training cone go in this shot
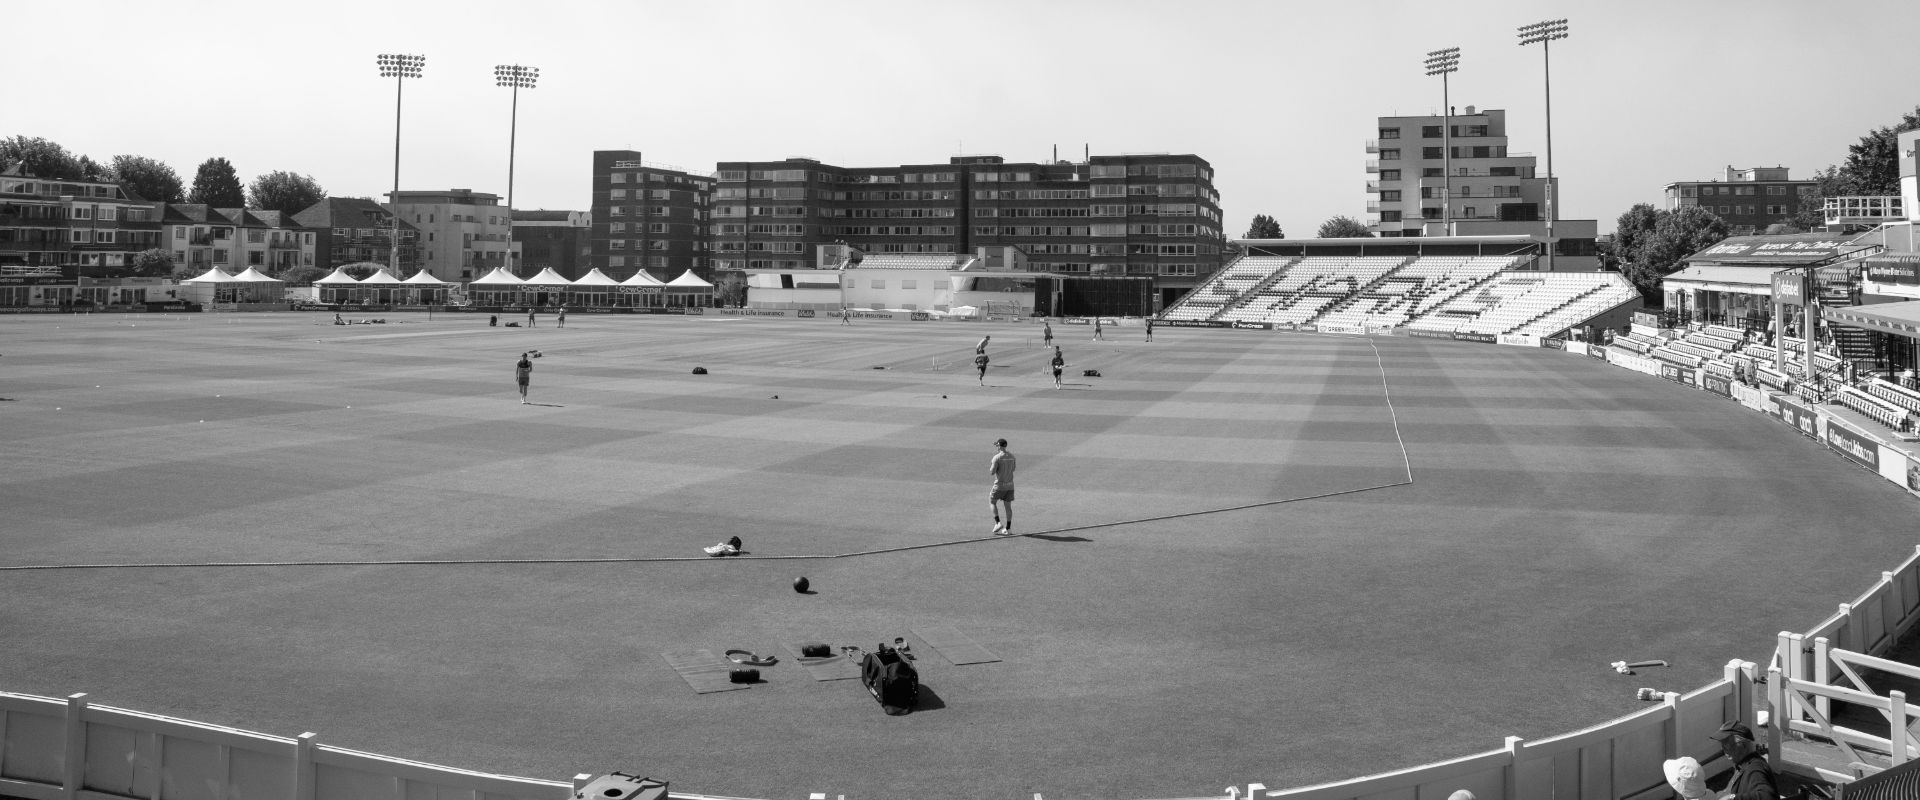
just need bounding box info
[793,577,811,593]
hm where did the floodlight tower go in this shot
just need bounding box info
[1519,18,1568,271]
[495,64,539,274]
[377,53,425,278]
[1423,47,1461,235]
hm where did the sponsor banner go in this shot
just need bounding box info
[1064,317,1090,325]
[1773,394,1820,438]
[685,307,704,315]
[1316,323,1364,335]
[1587,345,1609,362]
[1702,373,1734,397]
[1497,333,1541,348]
[1907,455,1920,498]
[0,275,74,285]
[797,309,816,318]
[1771,271,1809,304]
[710,308,793,318]
[1732,381,1770,413]
[1231,321,1272,330]
[1823,420,1880,470]
[1632,310,1662,329]
[1406,329,1453,340]
[1696,238,1854,263]
[1564,341,1589,356]
[910,311,930,321]
[1295,324,1318,333]
[1453,331,1497,344]
[1541,337,1567,350]
[1163,319,1226,328]
[1659,362,1697,386]
[1864,257,1920,285]
[1630,323,1664,340]
[616,286,664,294]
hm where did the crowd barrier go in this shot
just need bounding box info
[9,327,1920,800]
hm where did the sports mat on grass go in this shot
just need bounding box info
[912,625,1000,665]
[780,641,864,681]
[662,649,750,694]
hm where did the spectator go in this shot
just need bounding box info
[1662,756,1709,800]
[1710,721,1777,800]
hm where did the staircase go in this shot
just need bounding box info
[1818,282,1876,363]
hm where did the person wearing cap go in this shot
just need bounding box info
[974,347,990,386]
[1710,720,1777,800]
[1662,756,1709,800]
[989,438,1016,535]
[1050,346,1065,389]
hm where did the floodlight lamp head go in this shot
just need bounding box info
[1422,47,1460,76]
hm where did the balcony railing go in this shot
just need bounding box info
[1365,181,1380,194]
[1365,160,1380,174]
[1364,139,1379,154]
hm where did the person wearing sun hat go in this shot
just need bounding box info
[1710,720,1777,800]
[1662,756,1709,800]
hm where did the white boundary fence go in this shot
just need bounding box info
[9,333,1920,800]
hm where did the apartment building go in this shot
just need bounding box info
[1663,166,1818,235]
[1367,107,1549,237]
[160,206,314,275]
[388,189,512,281]
[712,153,1225,306]
[291,197,419,275]
[0,163,164,276]
[511,210,591,280]
[588,150,714,282]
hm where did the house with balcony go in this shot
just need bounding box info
[389,188,513,282]
[0,163,164,277]
[1663,166,1819,235]
[162,206,315,276]
[291,197,419,275]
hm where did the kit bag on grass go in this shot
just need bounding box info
[860,645,919,715]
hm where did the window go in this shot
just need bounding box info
[1422,147,1443,159]
[609,256,626,267]
[717,170,746,182]
[96,230,116,244]
[649,240,667,250]
[610,206,625,216]
[611,189,626,199]
[901,280,917,290]
[870,280,886,289]
[1381,211,1402,222]
[1767,186,1786,195]
[1381,190,1402,201]
[610,240,626,249]
[649,223,667,234]
[611,173,627,183]
[1422,125,1443,138]
[248,251,263,265]
[647,256,668,269]
[1453,124,1489,137]
[247,229,265,243]
[1736,186,1755,196]
[70,206,91,220]
[70,229,91,243]
[98,206,117,221]
[1378,127,1401,139]
[1379,149,1401,161]
[174,250,185,262]
[1380,170,1401,181]
[174,226,186,237]
[610,222,626,233]
[1767,205,1786,215]
[304,233,313,245]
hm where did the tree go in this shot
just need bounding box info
[1317,215,1373,238]
[1616,204,1729,304]
[0,136,89,179]
[125,249,175,278]
[342,264,380,280]
[248,171,326,215]
[1840,105,1920,196]
[277,265,328,284]
[713,272,749,307]
[110,155,185,203]
[188,157,245,207]
[1244,214,1284,239]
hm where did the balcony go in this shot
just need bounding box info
[1825,195,1906,226]
[1365,180,1380,194]
[1365,139,1379,154]
[1365,160,1380,174]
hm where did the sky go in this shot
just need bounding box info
[8,0,1917,236]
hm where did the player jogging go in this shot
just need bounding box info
[989,438,1016,535]
[1051,346,1065,389]
[515,352,533,404]
[975,335,990,354]
[975,348,990,386]
[842,304,853,325]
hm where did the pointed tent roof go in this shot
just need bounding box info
[620,269,667,287]
[358,269,403,285]
[666,270,714,288]
[401,270,447,285]
[313,266,361,285]
[521,267,573,286]
[231,267,282,282]
[570,268,621,287]
[468,267,525,286]
[183,267,241,283]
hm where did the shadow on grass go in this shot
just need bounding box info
[1026,533,1091,543]
[911,684,948,713]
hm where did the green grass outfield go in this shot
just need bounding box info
[2,311,1915,800]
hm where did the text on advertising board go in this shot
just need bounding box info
[1824,422,1879,470]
